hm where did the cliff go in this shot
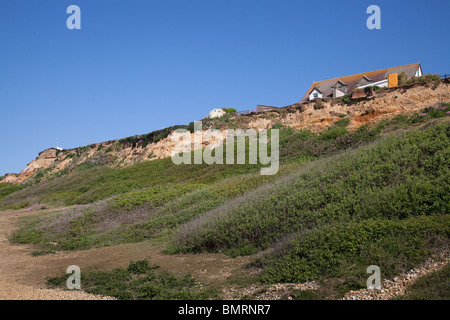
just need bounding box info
[3,80,449,185]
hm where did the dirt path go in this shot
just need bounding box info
[0,208,252,300]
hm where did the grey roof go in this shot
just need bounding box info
[300,63,421,102]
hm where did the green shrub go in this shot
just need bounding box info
[421,105,450,118]
[109,184,204,211]
[0,183,25,199]
[289,290,319,300]
[272,123,284,130]
[258,214,449,283]
[314,100,324,110]
[186,122,195,133]
[334,117,350,128]
[396,264,450,300]
[64,153,76,160]
[342,94,350,104]
[363,86,380,94]
[7,117,450,260]
[320,126,348,140]
[127,259,159,274]
[171,123,450,256]
[399,74,441,86]
[398,72,409,86]
[47,259,215,300]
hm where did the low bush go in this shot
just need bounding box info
[257,215,449,283]
[399,73,441,86]
[319,118,349,140]
[47,259,216,300]
[342,94,350,104]
[222,108,237,113]
[171,123,450,256]
[314,100,324,110]
[109,184,204,211]
[272,123,284,130]
[0,183,25,199]
[395,263,450,300]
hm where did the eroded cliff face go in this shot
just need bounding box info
[1,173,19,183]
[3,81,450,184]
[220,81,450,134]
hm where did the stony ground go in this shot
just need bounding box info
[0,207,250,300]
[342,251,449,300]
[222,281,320,300]
[221,252,449,300]
[1,206,447,300]
[0,208,113,300]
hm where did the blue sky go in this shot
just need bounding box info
[1,0,449,175]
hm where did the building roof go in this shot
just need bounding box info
[300,63,421,102]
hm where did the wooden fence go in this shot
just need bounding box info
[229,110,251,116]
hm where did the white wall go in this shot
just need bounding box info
[415,67,423,77]
[309,89,322,100]
[358,79,388,89]
[334,88,346,98]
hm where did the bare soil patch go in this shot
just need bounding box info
[0,207,252,299]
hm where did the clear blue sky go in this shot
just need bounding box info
[1,0,449,175]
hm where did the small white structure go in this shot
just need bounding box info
[56,137,62,151]
[207,108,226,119]
[309,88,323,100]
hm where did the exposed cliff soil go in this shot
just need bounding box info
[3,81,449,185]
[1,173,19,183]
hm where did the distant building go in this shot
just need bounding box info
[256,105,279,112]
[207,108,226,118]
[300,63,423,103]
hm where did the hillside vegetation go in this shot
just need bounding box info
[395,263,450,300]
[3,103,450,299]
[171,121,449,256]
[47,259,217,300]
[4,80,449,185]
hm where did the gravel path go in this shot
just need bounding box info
[342,251,449,300]
[222,251,449,300]
[2,207,447,300]
[0,207,250,300]
[0,209,114,300]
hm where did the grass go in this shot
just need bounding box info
[47,259,218,300]
[30,249,56,256]
[170,122,449,257]
[10,165,301,251]
[319,117,349,140]
[0,155,264,210]
[4,105,450,299]
[7,110,450,255]
[5,105,444,211]
[13,112,400,252]
[395,263,450,300]
[108,184,205,211]
[288,290,319,300]
[0,183,25,200]
[256,215,449,283]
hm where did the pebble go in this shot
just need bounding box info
[221,251,449,300]
[342,251,449,300]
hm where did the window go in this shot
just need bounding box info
[313,93,319,98]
